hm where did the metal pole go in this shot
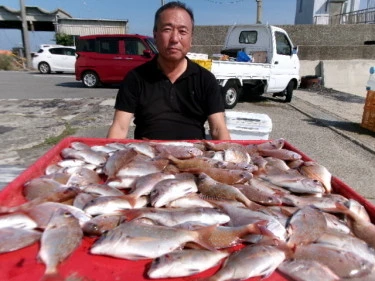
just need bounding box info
[256,0,262,24]
[20,0,32,69]
[161,0,165,6]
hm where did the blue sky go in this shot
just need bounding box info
[0,0,369,51]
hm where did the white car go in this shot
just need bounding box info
[32,44,76,74]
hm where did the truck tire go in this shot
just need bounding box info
[284,81,294,103]
[222,80,241,109]
[82,71,100,88]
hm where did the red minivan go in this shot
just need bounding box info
[75,34,158,88]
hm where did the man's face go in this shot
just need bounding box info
[154,8,193,62]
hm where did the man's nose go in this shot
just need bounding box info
[170,30,180,42]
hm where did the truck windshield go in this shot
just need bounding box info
[146,38,158,54]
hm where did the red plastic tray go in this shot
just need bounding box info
[1,137,374,281]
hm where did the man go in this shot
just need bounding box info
[107,1,231,140]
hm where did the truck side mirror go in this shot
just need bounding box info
[292,46,298,55]
[143,49,152,58]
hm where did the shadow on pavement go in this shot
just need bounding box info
[56,82,121,89]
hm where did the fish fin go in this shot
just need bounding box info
[119,209,142,221]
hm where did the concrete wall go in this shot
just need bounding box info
[300,60,374,95]
[191,24,375,60]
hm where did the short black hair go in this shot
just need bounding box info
[153,1,194,32]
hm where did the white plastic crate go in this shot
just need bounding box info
[225,111,272,140]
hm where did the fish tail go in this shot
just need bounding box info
[121,194,138,208]
[119,208,142,221]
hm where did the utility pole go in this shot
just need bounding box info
[256,0,262,24]
[20,0,32,69]
[161,0,165,6]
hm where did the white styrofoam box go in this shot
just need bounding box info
[225,111,272,140]
[187,52,209,60]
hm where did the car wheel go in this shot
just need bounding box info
[38,62,51,74]
[284,81,294,103]
[82,71,100,88]
[222,80,241,109]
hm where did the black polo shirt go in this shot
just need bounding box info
[114,56,225,140]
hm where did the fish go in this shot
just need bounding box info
[0,213,38,229]
[316,232,375,264]
[332,202,375,249]
[23,177,68,201]
[82,214,125,236]
[26,202,92,229]
[65,167,102,187]
[246,138,285,153]
[197,173,254,208]
[39,209,83,277]
[102,148,139,179]
[259,167,325,194]
[299,160,332,193]
[278,260,340,281]
[202,141,248,154]
[150,178,198,208]
[90,220,216,260]
[166,193,216,208]
[83,195,148,216]
[282,193,348,209]
[120,207,230,227]
[293,243,374,278]
[61,147,107,167]
[0,227,41,254]
[206,245,286,281]
[183,167,252,185]
[73,193,97,210]
[80,183,124,196]
[211,201,287,241]
[116,157,169,178]
[223,148,251,164]
[235,178,285,206]
[147,249,230,279]
[257,148,302,161]
[153,144,204,159]
[126,142,156,158]
[128,172,175,199]
[286,206,327,247]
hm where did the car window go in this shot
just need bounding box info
[49,48,65,55]
[77,39,96,52]
[125,38,147,55]
[98,39,119,54]
[64,48,76,56]
[275,32,292,56]
[239,31,257,44]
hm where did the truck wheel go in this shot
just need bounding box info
[284,81,294,103]
[82,71,100,88]
[222,80,241,109]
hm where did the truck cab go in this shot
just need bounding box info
[218,24,300,107]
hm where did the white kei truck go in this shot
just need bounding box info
[189,24,300,109]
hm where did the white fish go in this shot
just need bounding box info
[206,245,285,281]
[148,249,230,278]
[150,178,198,208]
[0,213,38,229]
[0,227,41,254]
[293,243,374,278]
[278,260,340,281]
[39,209,83,277]
[90,220,216,260]
[121,207,230,227]
[83,195,148,216]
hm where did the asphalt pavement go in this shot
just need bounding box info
[0,79,374,205]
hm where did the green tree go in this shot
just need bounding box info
[55,33,74,46]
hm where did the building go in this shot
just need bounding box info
[295,0,360,24]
